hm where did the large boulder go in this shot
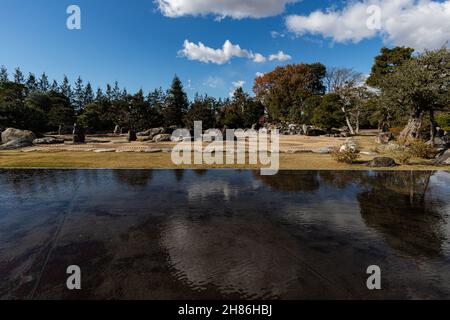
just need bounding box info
[1,128,36,144]
[367,157,398,167]
[72,124,85,143]
[339,139,358,152]
[305,128,326,136]
[127,130,137,142]
[33,137,64,145]
[376,132,394,144]
[427,136,450,150]
[0,137,34,150]
[434,150,450,165]
[153,134,172,142]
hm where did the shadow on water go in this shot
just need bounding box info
[0,169,449,299]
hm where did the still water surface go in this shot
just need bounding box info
[0,169,449,299]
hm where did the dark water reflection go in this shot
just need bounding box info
[0,169,449,299]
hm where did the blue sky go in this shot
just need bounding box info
[0,0,448,98]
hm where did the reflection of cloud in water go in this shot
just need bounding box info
[187,180,239,202]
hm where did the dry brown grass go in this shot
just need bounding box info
[0,150,445,170]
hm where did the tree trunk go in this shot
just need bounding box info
[341,106,355,135]
[429,110,436,147]
[400,111,424,141]
[355,111,360,134]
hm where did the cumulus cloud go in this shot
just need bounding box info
[255,72,265,78]
[156,0,298,20]
[285,0,450,51]
[268,51,292,62]
[179,40,284,64]
[253,53,267,63]
[229,80,245,96]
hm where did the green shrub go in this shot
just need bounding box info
[436,113,450,131]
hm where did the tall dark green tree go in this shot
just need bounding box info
[105,84,112,101]
[25,73,38,93]
[366,47,414,88]
[50,80,59,92]
[13,67,24,84]
[163,75,189,127]
[0,65,8,83]
[95,87,104,101]
[38,73,50,92]
[60,75,72,100]
[311,93,346,131]
[184,94,216,129]
[112,81,121,100]
[84,82,94,105]
[73,76,85,113]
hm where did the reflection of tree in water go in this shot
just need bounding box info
[253,171,320,193]
[256,170,446,258]
[112,170,153,187]
[318,171,368,189]
[193,170,208,177]
[0,169,79,195]
[174,170,185,182]
[356,171,446,258]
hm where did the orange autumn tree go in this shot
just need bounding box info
[253,63,326,122]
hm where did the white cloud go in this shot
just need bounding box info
[229,80,245,96]
[268,51,292,62]
[271,31,286,38]
[156,0,299,19]
[253,53,267,63]
[203,76,225,88]
[255,72,265,78]
[179,40,267,64]
[285,0,450,51]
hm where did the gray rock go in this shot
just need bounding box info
[340,139,358,152]
[1,128,36,144]
[434,150,450,165]
[94,148,116,153]
[427,137,450,150]
[146,127,166,139]
[153,134,172,142]
[376,132,394,144]
[315,147,335,154]
[33,137,64,145]
[367,157,398,167]
[305,128,326,136]
[72,124,85,144]
[127,130,137,142]
[0,137,33,150]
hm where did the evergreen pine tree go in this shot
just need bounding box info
[0,65,8,83]
[50,80,59,92]
[73,76,85,113]
[26,73,38,92]
[163,75,189,127]
[95,87,104,101]
[112,81,121,100]
[60,75,72,100]
[106,84,112,101]
[84,82,94,105]
[14,67,24,84]
[38,72,50,92]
